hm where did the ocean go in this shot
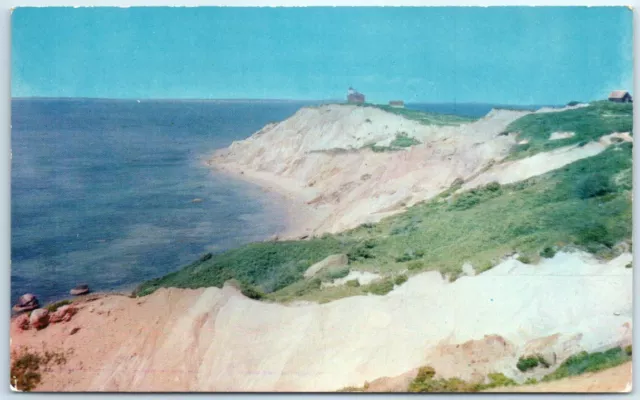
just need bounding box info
[11,99,550,307]
[11,98,323,306]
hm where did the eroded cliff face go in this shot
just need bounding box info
[210,104,530,234]
[11,251,632,392]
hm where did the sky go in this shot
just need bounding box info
[11,7,633,104]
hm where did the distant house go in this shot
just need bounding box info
[347,87,365,104]
[389,100,405,108]
[608,90,633,103]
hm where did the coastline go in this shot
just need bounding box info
[205,157,329,240]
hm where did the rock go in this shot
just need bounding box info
[50,304,77,324]
[304,254,349,278]
[191,198,203,203]
[29,308,50,330]
[12,293,39,313]
[69,327,80,335]
[16,314,30,330]
[70,284,90,296]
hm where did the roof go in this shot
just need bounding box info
[608,90,631,99]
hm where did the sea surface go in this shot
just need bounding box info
[11,98,322,306]
[11,99,552,307]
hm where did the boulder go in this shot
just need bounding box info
[304,254,349,278]
[12,293,39,313]
[15,314,30,331]
[29,308,50,330]
[70,284,90,296]
[49,304,77,324]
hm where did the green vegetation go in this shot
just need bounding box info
[10,347,70,392]
[504,101,632,159]
[358,103,477,126]
[136,141,631,303]
[390,132,421,147]
[539,246,556,258]
[541,346,632,382]
[44,299,72,313]
[407,366,517,393]
[516,354,550,372]
[366,132,422,152]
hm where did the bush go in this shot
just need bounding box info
[345,279,360,288]
[624,345,632,356]
[363,279,394,296]
[625,263,632,269]
[485,181,501,192]
[241,285,266,300]
[516,354,548,372]
[10,347,69,392]
[44,299,72,313]
[517,255,532,264]
[394,274,408,286]
[524,377,538,385]
[539,246,556,258]
[408,261,424,271]
[567,101,580,106]
[576,223,613,248]
[415,366,436,382]
[326,266,350,281]
[576,173,614,199]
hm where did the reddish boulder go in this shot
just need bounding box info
[29,308,50,330]
[50,305,78,324]
[15,314,30,331]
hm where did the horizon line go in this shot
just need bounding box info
[11,96,569,107]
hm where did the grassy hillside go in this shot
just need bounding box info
[135,140,632,302]
[505,101,632,159]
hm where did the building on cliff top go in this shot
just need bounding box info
[608,90,632,103]
[389,100,405,108]
[347,87,365,104]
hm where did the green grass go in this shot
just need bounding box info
[44,299,73,313]
[541,346,631,382]
[504,100,632,159]
[136,143,631,303]
[357,103,477,126]
[407,366,517,393]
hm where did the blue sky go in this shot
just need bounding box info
[11,7,633,104]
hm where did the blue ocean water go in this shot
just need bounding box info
[11,98,322,306]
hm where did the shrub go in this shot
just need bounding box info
[485,181,501,192]
[539,246,556,259]
[481,373,517,389]
[408,261,424,271]
[326,266,350,281]
[567,101,580,106]
[241,285,266,300]
[524,377,538,385]
[394,274,408,286]
[363,279,394,296]
[624,345,632,356]
[10,347,69,392]
[625,263,632,269]
[576,223,613,248]
[516,355,548,372]
[44,299,72,313]
[415,366,436,382]
[390,132,421,148]
[576,173,614,199]
[345,279,360,288]
[517,255,532,264]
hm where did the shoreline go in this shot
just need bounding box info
[205,157,328,240]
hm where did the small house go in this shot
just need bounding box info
[608,90,633,103]
[389,100,405,108]
[347,87,365,104]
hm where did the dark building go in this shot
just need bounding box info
[608,90,633,103]
[347,87,365,104]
